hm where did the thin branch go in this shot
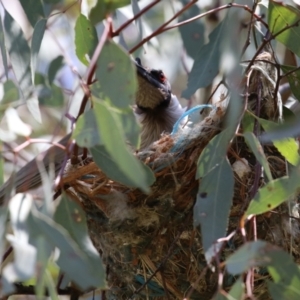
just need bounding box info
[129,0,198,53]
[112,0,161,36]
[162,3,268,33]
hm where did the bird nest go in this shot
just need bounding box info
[61,54,300,299]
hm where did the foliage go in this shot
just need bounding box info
[0,0,300,299]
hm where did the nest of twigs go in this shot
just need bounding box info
[62,53,300,299]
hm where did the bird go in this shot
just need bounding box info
[135,58,185,149]
[0,58,184,203]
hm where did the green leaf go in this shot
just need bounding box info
[54,194,105,280]
[1,80,20,104]
[194,158,234,253]
[30,205,106,290]
[20,0,44,27]
[0,205,8,259]
[258,118,300,166]
[31,19,47,84]
[4,9,32,98]
[0,13,8,79]
[268,281,300,300]
[27,97,42,123]
[226,240,271,275]
[268,1,300,58]
[48,56,64,85]
[197,129,233,179]
[38,84,64,107]
[267,249,300,300]
[74,14,98,66]
[131,0,143,44]
[243,132,273,182]
[178,4,205,59]
[73,109,101,147]
[245,166,300,216]
[92,101,155,192]
[259,117,300,143]
[227,241,300,299]
[94,41,137,108]
[228,277,245,300]
[89,0,130,25]
[182,13,230,98]
[281,64,300,101]
[4,194,36,281]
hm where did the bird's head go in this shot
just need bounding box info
[133,58,185,149]
[135,58,172,110]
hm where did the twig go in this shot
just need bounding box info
[129,0,198,53]
[112,0,161,36]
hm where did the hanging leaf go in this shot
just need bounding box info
[4,9,32,99]
[178,3,205,59]
[1,80,20,104]
[74,14,98,66]
[245,165,300,217]
[182,13,230,98]
[194,157,234,254]
[3,194,37,282]
[243,132,273,182]
[0,13,8,79]
[20,0,44,27]
[30,205,106,290]
[48,56,64,85]
[31,18,47,84]
[91,101,155,192]
[131,0,143,44]
[258,118,300,166]
[281,64,300,101]
[93,41,137,108]
[268,1,300,58]
[89,0,130,25]
[54,194,105,278]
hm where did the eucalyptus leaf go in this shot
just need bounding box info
[73,109,102,147]
[4,9,32,99]
[268,1,300,58]
[20,0,44,27]
[4,194,37,282]
[131,0,143,44]
[0,13,8,79]
[94,41,137,108]
[281,64,300,101]
[48,56,64,85]
[243,132,273,182]
[54,194,105,277]
[1,80,19,104]
[258,118,300,166]
[89,0,130,25]
[74,14,98,66]
[182,13,230,98]
[92,101,155,192]
[30,205,106,290]
[31,19,47,84]
[178,4,205,59]
[245,165,300,217]
[226,240,272,275]
[194,158,234,253]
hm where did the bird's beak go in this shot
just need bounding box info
[134,58,171,110]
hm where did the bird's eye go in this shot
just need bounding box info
[158,71,166,83]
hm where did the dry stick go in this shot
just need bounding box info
[129,0,198,53]
[240,0,259,58]
[245,17,300,75]
[161,3,268,33]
